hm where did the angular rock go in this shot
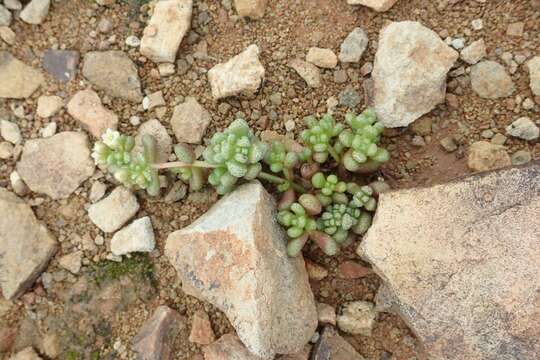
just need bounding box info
[0,51,44,99]
[0,188,57,300]
[277,346,311,360]
[67,89,118,137]
[140,0,193,63]
[4,0,22,11]
[170,97,211,144]
[467,141,511,172]
[189,310,216,345]
[337,261,372,279]
[207,44,265,100]
[9,170,28,196]
[20,0,50,25]
[506,117,539,141]
[358,163,540,360]
[165,182,317,358]
[470,61,515,99]
[1,120,21,144]
[134,119,172,163]
[306,47,338,69]
[82,51,142,102]
[142,91,165,111]
[89,181,107,203]
[347,0,398,12]
[42,50,79,83]
[36,95,63,118]
[336,301,376,336]
[339,27,368,63]
[87,187,139,233]
[58,251,82,274]
[372,21,458,127]
[0,26,16,45]
[234,0,267,19]
[0,5,11,26]
[459,39,486,65]
[0,141,13,159]
[203,333,263,360]
[110,217,155,256]
[317,303,336,326]
[311,326,365,360]
[132,306,186,360]
[527,56,540,96]
[9,347,42,360]
[16,132,95,199]
[289,59,321,88]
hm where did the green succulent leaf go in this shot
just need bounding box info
[300,114,344,163]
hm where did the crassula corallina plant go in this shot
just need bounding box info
[92,108,390,257]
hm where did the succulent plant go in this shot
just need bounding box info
[171,144,205,191]
[204,119,268,194]
[300,114,344,163]
[311,172,347,206]
[318,203,361,244]
[278,202,319,256]
[347,183,377,211]
[92,129,160,196]
[337,109,390,172]
[264,141,311,179]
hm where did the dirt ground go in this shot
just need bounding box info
[0,0,539,359]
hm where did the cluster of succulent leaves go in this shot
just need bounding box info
[92,108,389,257]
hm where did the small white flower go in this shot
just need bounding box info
[102,128,120,148]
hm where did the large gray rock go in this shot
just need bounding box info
[165,182,317,359]
[140,0,193,63]
[131,306,186,360]
[82,51,142,102]
[42,50,79,83]
[347,0,398,12]
[470,61,515,99]
[0,51,44,99]
[207,45,265,100]
[0,189,57,300]
[358,163,540,360]
[372,21,458,128]
[16,132,95,199]
[67,89,118,138]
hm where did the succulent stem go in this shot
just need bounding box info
[328,145,341,162]
[152,160,219,170]
[257,171,307,193]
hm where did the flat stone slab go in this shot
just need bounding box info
[0,189,57,300]
[359,162,540,360]
[42,50,80,82]
[0,51,44,99]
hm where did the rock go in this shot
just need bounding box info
[491,133,507,145]
[305,260,328,281]
[0,325,16,353]
[96,0,115,5]
[506,22,524,37]
[234,0,267,18]
[289,59,321,88]
[440,136,457,152]
[158,63,175,77]
[170,97,212,144]
[317,303,336,326]
[339,88,361,109]
[336,301,376,336]
[110,217,155,256]
[89,181,107,203]
[0,25,15,45]
[208,45,265,100]
[164,181,187,203]
[165,182,317,358]
[506,117,539,141]
[311,326,365,360]
[132,306,186,360]
[1,120,21,144]
[347,0,398,12]
[527,56,540,96]
[189,310,216,345]
[97,18,113,33]
[0,188,57,300]
[133,119,172,163]
[9,171,28,196]
[0,5,11,26]
[337,261,372,279]
[203,333,263,360]
[125,35,140,47]
[339,27,368,63]
[467,141,511,172]
[9,347,42,360]
[36,95,63,118]
[277,346,311,360]
[16,132,95,199]
[4,0,21,10]
[42,50,79,83]
[0,51,44,99]
[459,39,486,65]
[0,141,13,159]
[82,51,142,102]
[40,122,56,138]
[372,21,458,128]
[140,0,193,63]
[58,251,82,274]
[470,61,515,99]
[306,47,338,69]
[67,89,118,137]
[143,91,165,111]
[88,187,139,233]
[20,0,50,25]
[358,163,540,360]
[511,150,531,165]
